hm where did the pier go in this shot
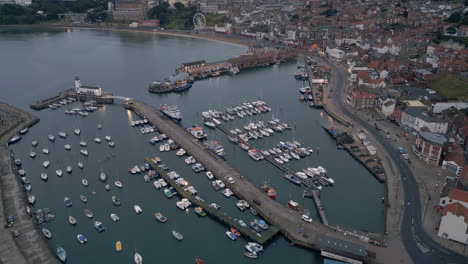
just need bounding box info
[30,89,114,110]
[305,64,323,108]
[145,157,280,245]
[0,103,59,264]
[127,100,384,264]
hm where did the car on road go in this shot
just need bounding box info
[225,176,235,184]
[301,215,313,223]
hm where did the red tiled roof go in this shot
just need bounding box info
[391,107,403,120]
[442,202,468,224]
[449,188,468,203]
[443,149,466,166]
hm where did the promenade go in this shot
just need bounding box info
[128,100,385,264]
[0,103,59,264]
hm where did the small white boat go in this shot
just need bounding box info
[203,121,216,128]
[42,149,49,155]
[43,161,50,168]
[94,138,101,143]
[29,152,36,158]
[159,144,165,152]
[31,140,38,146]
[108,141,115,147]
[41,173,48,181]
[134,205,142,214]
[79,141,87,147]
[66,166,72,173]
[164,144,170,152]
[56,169,63,177]
[97,124,102,129]
[134,252,143,264]
[78,161,84,169]
[104,136,111,141]
[111,213,119,222]
[64,144,71,150]
[206,171,214,180]
[80,149,88,156]
[74,129,81,135]
[114,181,123,188]
[82,179,89,186]
[47,135,55,141]
[58,132,67,138]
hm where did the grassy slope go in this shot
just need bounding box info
[428,75,468,100]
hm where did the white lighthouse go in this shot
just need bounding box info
[74,76,81,90]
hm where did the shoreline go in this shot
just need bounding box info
[0,24,251,48]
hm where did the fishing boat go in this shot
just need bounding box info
[194,207,207,217]
[56,247,66,263]
[42,148,49,155]
[82,179,89,186]
[77,234,87,244]
[172,230,183,240]
[155,212,167,223]
[112,196,121,206]
[29,151,36,158]
[99,172,107,182]
[160,104,182,122]
[80,149,88,156]
[187,126,207,140]
[80,194,87,203]
[114,181,123,188]
[85,209,93,218]
[115,241,122,252]
[28,194,35,204]
[94,221,105,232]
[64,197,72,207]
[56,169,63,177]
[79,141,87,147]
[230,228,241,237]
[74,128,81,135]
[68,216,76,225]
[284,174,302,185]
[134,205,143,214]
[41,173,48,181]
[164,188,173,198]
[134,252,143,264]
[111,213,119,222]
[226,231,237,240]
[78,161,84,169]
[267,188,277,199]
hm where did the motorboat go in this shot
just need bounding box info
[210,203,220,210]
[56,169,63,177]
[97,124,102,129]
[31,140,38,146]
[205,171,214,180]
[79,141,87,147]
[66,166,72,173]
[222,188,234,198]
[175,148,186,156]
[172,230,183,240]
[155,212,167,223]
[164,143,170,151]
[255,219,269,230]
[284,174,302,185]
[28,194,35,204]
[105,184,111,191]
[64,197,72,207]
[248,149,264,161]
[112,196,121,206]
[80,194,87,203]
[164,188,173,198]
[64,144,71,150]
[244,252,258,259]
[134,252,142,264]
[56,247,66,263]
[94,221,105,232]
[41,173,48,181]
[80,149,88,156]
[267,188,277,199]
[82,179,88,186]
[230,228,241,237]
[191,163,205,173]
[195,207,206,216]
[68,215,76,225]
[226,231,237,240]
[239,143,249,151]
[94,138,101,143]
[115,241,122,252]
[47,134,55,142]
[203,121,216,128]
[114,181,123,188]
[105,136,111,141]
[29,152,36,158]
[42,148,49,155]
[109,213,119,223]
[78,161,84,169]
[250,207,258,216]
[195,258,206,264]
[77,234,87,244]
[74,129,81,135]
[108,141,115,147]
[85,209,93,218]
[134,205,143,214]
[99,172,107,182]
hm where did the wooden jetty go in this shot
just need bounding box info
[306,64,323,108]
[126,100,383,264]
[145,157,280,245]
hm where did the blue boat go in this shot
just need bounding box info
[56,247,66,263]
[9,135,21,145]
[64,197,72,207]
[284,174,302,185]
[94,221,105,232]
[173,81,192,93]
[160,105,182,122]
[77,234,87,244]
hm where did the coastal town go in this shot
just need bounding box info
[0,0,467,264]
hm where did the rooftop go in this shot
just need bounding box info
[449,188,468,204]
[442,202,468,224]
[314,234,366,257]
[419,132,447,146]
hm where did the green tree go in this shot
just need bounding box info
[446,26,457,34]
[445,12,461,23]
[173,2,185,10]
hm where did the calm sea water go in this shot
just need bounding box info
[0,28,384,264]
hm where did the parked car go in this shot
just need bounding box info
[301,215,313,223]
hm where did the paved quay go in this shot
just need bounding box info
[0,103,59,264]
[128,100,386,264]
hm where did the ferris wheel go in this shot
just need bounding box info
[193,13,206,30]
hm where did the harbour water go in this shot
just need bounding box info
[0,28,384,263]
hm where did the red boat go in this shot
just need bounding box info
[195,258,205,264]
[267,188,277,199]
[230,228,241,237]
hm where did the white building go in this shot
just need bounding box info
[376,97,396,117]
[325,47,345,60]
[401,107,448,134]
[439,188,468,208]
[437,202,468,244]
[430,101,468,114]
[75,76,102,97]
